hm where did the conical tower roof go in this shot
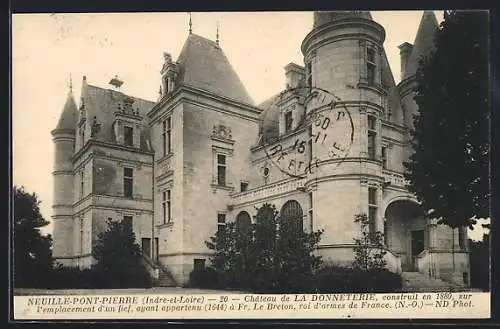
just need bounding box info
[403,11,439,79]
[313,10,372,28]
[54,89,78,132]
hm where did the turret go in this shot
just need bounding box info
[398,11,439,157]
[299,11,388,244]
[301,11,386,164]
[51,83,78,266]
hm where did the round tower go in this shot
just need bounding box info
[51,86,78,266]
[300,11,387,265]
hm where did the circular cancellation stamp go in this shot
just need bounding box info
[261,86,354,179]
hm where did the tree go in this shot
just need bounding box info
[206,203,323,293]
[405,10,490,230]
[92,218,151,288]
[352,213,387,271]
[468,233,490,291]
[13,186,53,287]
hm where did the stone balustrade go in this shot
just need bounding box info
[383,169,409,188]
[230,178,307,205]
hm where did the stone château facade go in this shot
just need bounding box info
[51,11,470,287]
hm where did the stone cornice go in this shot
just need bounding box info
[302,18,386,55]
[357,82,388,96]
[51,129,76,137]
[397,74,416,92]
[72,139,153,164]
[148,85,262,121]
[381,120,407,134]
[52,170,74,175]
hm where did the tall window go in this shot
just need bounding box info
[124,167,133,198]
[162,117,171,156]
[217,154,226,186]
[162,190,171,224]
[80,171,84,198]
[367,115,377,160]
[123,215,133,231]
[306,62,312,88]
[381,146,387,169]
[368,187,377,238]
[217,213,226,241]
[280,200,304,236]
[308,192,313,232]
[366,47,376,85]
[162,120,166,156]
[284,111,293,133]
[124,126,133,146]
[81,127,85,149]
[240,181,248,192]
[308,126,313,162]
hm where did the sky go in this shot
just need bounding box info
[11,11,489,241]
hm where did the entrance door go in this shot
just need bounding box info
[411,230,425,269]
[142,238,151,257]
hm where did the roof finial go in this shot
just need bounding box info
[69,73,73,93]
[216,21,220,47]
[189,12,193,34]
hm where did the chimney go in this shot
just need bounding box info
[398,42,413,80]
[284,63,305,90]
[109,75,124,90]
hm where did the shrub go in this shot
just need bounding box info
[92,218,152,289]
[188,267,220,289]
[314,265,402,293]
[352,213,387,271]
[205,203,323,293]
[47,265,95,289]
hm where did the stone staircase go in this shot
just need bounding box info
[141,254,178,287]
[401,271,465,292]
[155,263,178,287]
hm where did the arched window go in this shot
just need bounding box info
[280,200,304,235]
[235,211,252,236]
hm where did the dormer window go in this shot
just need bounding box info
[284,111,293,133]
[124,126,133,146]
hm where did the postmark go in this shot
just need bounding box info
[261,86,354,179]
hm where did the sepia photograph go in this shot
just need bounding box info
[11,10,491,320]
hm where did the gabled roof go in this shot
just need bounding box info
[176,33,254,105]
[54,90,78,131]
[403,11,439,80]
[80,78,155,152]
[313,11,372,28]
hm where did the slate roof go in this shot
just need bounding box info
[403,11,439,80]
[313,11,372,28]
[380,49,405,126]
[176,33,254,105]
[54,91,79,131]
[80,78,155,152]
[257,93,281,144]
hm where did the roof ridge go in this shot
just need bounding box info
[86,83,155,104]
